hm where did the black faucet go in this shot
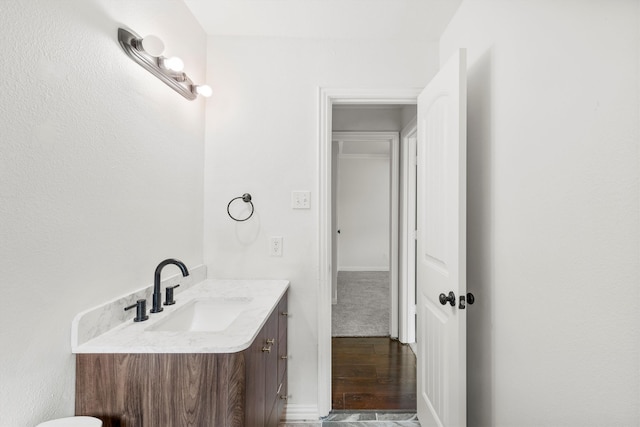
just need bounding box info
[151,258,189,313]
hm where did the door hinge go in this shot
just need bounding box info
[409,304,417,316]
[413,230,418,240]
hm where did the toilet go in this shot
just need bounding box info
[36,416,102,427]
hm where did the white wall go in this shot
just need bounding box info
[441,1,640,425]
[336,154,390,270]
[333,107,403,131]
[0,1,206,425]
[332,105,417,132]
[204,35,438,414]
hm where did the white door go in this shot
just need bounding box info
[416,49,467,427]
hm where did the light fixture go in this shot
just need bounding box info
[118,27,210,101]
[162,56,184,72]
[139,35,164,57]
[193,84,213,98]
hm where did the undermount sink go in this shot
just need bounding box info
[146,297,252,332]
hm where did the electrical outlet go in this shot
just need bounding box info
[269,236,283,257]
[292,191,311,209]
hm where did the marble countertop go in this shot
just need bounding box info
[72,279,289,354]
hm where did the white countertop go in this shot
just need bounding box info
[72,279,289,354]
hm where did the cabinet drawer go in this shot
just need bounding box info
[276,380,287,425]
[267,380,287,427]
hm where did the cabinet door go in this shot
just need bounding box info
[267,381,286,427]
[264,308,279,417]
[76,354,147,427]
[152,354,239,426]
[245,323,267,427]
[277,293,288,387]
[276,381,287,425]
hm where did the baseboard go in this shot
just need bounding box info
[338,267,390,272]
[284,404,321,421]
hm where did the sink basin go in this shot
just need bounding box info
[146,297,252,332]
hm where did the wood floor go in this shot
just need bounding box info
[331,337,417,411]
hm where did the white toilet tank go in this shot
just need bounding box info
[36,416,102,427]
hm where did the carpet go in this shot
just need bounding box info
[331,271,390,337]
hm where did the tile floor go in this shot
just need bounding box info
[280,411,421,426]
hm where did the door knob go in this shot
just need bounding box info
[439,291,456,306]
[467,293,475,305]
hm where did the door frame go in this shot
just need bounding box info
[317,87,422,416]
[399,118,418,344]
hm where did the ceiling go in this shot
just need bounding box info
[183,0,462,40]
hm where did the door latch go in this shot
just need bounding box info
[459,293,475,310]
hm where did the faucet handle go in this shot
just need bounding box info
[164,284,181,306]
[124,299,149,322]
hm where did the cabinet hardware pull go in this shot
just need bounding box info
[280,355,288,360]
[279,395,288,400]
[281,312,289,316]
[262,346,272,353]
[266,338,275,345]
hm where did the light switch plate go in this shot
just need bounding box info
[292,191,311,209]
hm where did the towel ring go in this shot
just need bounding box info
[227,193,254,222]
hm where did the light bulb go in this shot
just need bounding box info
[194,84,213,97]
[140,35,164,57]
[163,56,184,72]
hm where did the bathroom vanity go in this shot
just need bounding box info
[72,278,289,427]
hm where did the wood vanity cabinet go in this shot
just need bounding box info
[76,291,288,427]
[247,294,288,427]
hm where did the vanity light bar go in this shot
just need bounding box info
[117,27,211,101]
